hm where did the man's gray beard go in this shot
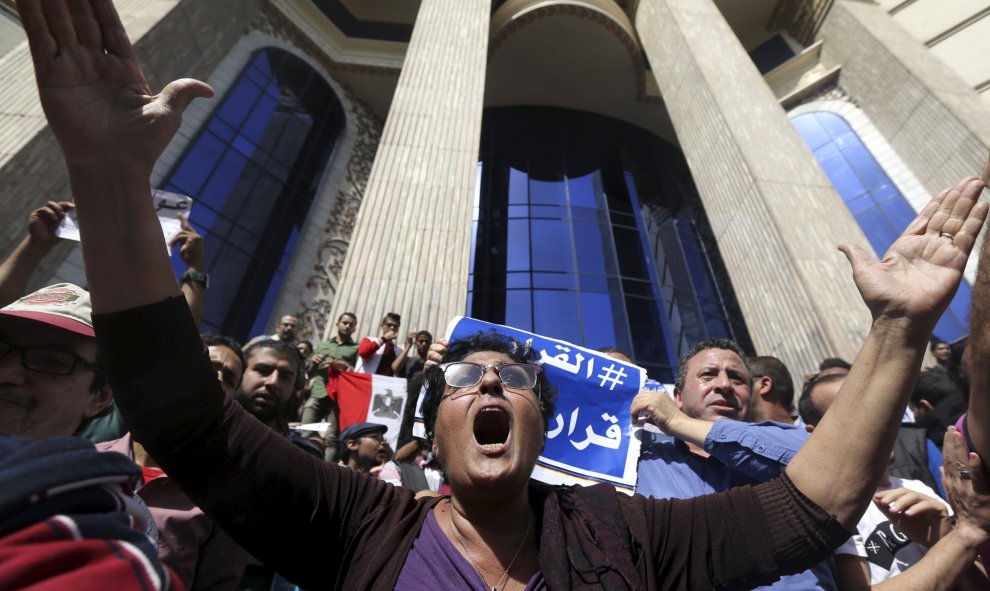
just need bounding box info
[0,386,38,436]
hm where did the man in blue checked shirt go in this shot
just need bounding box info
[632,338,842,591]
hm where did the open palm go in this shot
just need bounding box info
[17,0,212,174]
[841,178,988,324]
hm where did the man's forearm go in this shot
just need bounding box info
[390,346,410,374]
[181,280,205,328]
[787,318,930,529]
[665,414,714,448]
[0,235,54,307]
[872,526,986,591]
[966,232,990,462]
[69,166,181,314]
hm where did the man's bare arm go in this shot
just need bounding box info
[786,179,988,530]
[965,198,990,463]
[15,0,213,315]
[0,201,74,306]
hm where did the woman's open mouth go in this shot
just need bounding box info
[473,406,511,454]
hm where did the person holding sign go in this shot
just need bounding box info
[15,0,990,588]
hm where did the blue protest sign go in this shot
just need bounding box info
[414,316,646,492]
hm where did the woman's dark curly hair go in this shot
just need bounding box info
[420,330,558,443]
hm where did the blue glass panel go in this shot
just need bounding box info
[855,208,900,254]
[506,219,530,272]
[940,282,972,342]
[162,48,344,341]
[567,172,598,208]
[791,114,831,150]
[843,143,891,189]
[505,290,532,331]
[572,221,607,275]
[878,197,916,230]
[625,295,673,370]
[812,140,839,162]
[814,112,850,138]
[577,274,608,292]
[245,65,268,87]
[508,205,528,218]
[933,309,965,344]
[832,131,859,150]
[198,149,249,211]
[845,193,876,215]
[571,206,599,221]
[508,168,528,204]
[252,50,272,78]
[533,273,577,289]
[241,92,279,143]
[169,132,225,195]
[506,272,530,289]
[530,219,573,272]
[579,291,616,350]
[817,153,866,198]
[872,182,899,201]
[676,221,716,303]
[250,268,284,338]
[217,77,261,129]
[530,205,565,219]
[232,134,256,159]
[530,178,566,205]
[207,118,236,142]
[533,290,581,343]
[268,115,312,166]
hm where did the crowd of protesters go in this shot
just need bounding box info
[4,1,990,590]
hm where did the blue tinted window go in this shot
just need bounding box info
[169,133,225,195]
[472,107,749,379]
[508,168,528,204]
[165,48,345,341]
[506,220,530,272]
[533,290,581,343]
[530,220,574,272]
[792,111,968,340]
[567,173,598,208]
[505,290,532,330]
[530,178,566,205]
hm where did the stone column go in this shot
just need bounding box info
[327,0,491,339]
[636,0,873,373]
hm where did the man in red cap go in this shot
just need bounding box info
[0,283,112,439]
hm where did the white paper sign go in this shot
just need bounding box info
[56,189,194,255]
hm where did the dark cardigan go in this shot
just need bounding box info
[96,296,849,590]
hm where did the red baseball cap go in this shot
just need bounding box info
[0,283,94,337]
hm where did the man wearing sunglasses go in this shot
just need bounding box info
[0,283,111,439]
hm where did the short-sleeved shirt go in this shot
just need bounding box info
[835,476,949,583]
[309,338,359,400]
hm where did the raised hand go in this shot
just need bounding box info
[839,177,988,326]
[16,0,213,175]
[630,388,682,433]
[27,200,74,249]
[942,426,990,540]
[168,213,205,270]
[423,339,448,371]
[874,487,950,547]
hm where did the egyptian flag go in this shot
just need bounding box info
[329,371,407,447]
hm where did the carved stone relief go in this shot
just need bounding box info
[298,99,381,339]
[249,3,385,340]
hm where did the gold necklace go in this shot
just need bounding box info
[448,503,533,591]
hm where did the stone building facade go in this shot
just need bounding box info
[0,0,987,379]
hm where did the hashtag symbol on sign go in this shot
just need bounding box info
[597,364,628,391]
